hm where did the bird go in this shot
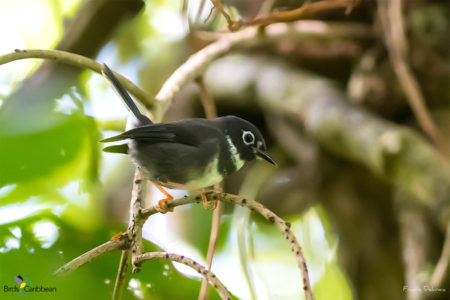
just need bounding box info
[100,64,275,212]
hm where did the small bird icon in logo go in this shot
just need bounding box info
[14,275,27,292]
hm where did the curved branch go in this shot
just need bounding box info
[54,236,127,277]
[141,192,315,300]
[135,252,231,300]
[0,49,154,110]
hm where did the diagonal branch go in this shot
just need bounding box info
[135,252,232,300]
[112,250,131,300]
[53,236,128,277]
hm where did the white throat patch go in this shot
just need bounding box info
[226,135,245,170]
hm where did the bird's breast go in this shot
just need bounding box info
[182,155,224,190]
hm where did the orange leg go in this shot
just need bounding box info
[200,190,215,209]
[110,231,123,241]
[153,183,174,213]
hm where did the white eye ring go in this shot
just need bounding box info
[242,130,255,145]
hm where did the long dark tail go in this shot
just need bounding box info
[102,64,152,125]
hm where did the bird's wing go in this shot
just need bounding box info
[100,123,200,146]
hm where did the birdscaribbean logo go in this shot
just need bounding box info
[14,275,30,295]
[3,275,57,295]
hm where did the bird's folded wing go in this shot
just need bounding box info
[100,124,197,146]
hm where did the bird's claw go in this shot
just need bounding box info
[157,197,174,213]
[201,191,216,210]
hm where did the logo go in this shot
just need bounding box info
[3,275,56,296]
[14,276,31,295]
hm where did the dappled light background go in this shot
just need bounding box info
[1,0,449,300]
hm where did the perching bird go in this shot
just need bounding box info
[100,64,274,212]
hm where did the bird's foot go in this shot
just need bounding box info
[154,183,175,213]
[110,232,123,241]
[157,196,174,213]
[201,190,216,210]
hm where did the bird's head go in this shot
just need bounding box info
[216,116,275,165]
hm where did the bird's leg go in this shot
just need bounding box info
[110,232,123,241]
[153,183,174,213]
[200,190,215,210]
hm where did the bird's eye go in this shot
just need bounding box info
[242,131,255,145]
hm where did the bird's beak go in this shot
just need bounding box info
[256,149,276,165]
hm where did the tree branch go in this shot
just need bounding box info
[135,252,232,300]
[0,49,154,110]
[112,250,131,300]
[127,170,148,273]
[141,192,315,300]
[211,0,359,32]
[377,0,448,152]
[54,236,127,277]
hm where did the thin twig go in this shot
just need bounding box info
[0,49,154,110]
[211,0,359,32]
[196,77,218,119]
[377,0,448,152]
[111,170,148,299]
[430,222,450,287]
[135,252,232,300]
[141,192,315,300]
[198,201,222,300]
[54,237,127,277]
[195,77,223,300]
[112,250,131,300]
[244,0,359,28]
[209,0,241,31]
